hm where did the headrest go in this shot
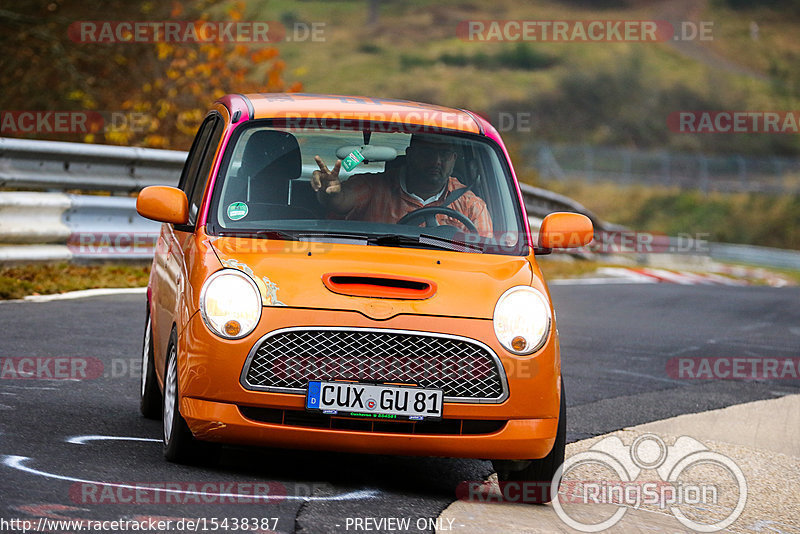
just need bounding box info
[239,130,302,181]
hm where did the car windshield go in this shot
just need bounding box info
[207,122,529,255]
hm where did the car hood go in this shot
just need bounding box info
[209,236,533,320]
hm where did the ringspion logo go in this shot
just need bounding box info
[551,434,747,532]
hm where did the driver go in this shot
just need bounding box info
[311,134,493,237]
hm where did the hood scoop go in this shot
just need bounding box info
[322,273,437,300]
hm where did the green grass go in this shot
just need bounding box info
[535,257,609,280]
[0,262,150,300]
[541,181,800,250]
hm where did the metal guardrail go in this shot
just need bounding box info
[0,137,185,192]
[532,143,800,194]
[0,192,159,262]
[709,243,800,271]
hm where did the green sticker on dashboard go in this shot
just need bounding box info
[227,202,248,220]
[341,149,365,172]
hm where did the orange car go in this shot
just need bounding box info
[136,93,592,503]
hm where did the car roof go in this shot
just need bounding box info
[233,93,483,134]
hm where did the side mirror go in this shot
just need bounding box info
[538,212,594,250]
[136,186,189,225]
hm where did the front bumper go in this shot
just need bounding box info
[182,396,557,459]
[177,307,561,460]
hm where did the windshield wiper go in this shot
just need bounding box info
[369,233,484,253]
[217,230,301,241]
[217,230,371,244]
[217,230,483,252]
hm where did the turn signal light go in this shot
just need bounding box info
[224,320,242,337]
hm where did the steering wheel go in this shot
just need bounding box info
[397,206,479,234]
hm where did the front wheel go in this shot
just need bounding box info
[162,331,215,463]
[493,379,566,504]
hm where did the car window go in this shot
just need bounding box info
[187,118,225,224]
[178,117,215,196]
[208,123,529,256]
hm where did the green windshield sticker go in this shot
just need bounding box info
[341,149,365,172]
[227,202,248,220]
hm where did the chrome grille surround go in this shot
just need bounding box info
[240,327,509,404]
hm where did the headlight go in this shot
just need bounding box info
[200,269,262,339]
[493,286,551,355]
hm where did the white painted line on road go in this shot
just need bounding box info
[23,287,147,302]
[66,435,161,445]
[1,455,379,502]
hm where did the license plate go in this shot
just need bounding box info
[306,381,443,421]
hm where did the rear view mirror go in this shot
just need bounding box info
[335,145,398,162]
[136,186,189,225]
[538,212,594,250]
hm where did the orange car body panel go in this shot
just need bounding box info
[248,93,482,134]
[146,93,564,460]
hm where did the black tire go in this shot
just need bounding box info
[494,379,566,504]
[162,330,214,464]
[139,307,162,419]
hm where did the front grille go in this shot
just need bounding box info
[239,406,507,435]
[240,327,508,403]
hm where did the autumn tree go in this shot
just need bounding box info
[106,2,302,149]
[0,0,302,150]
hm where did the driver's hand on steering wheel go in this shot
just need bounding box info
[311,155,342,195]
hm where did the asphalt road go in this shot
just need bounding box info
[0,284,798,533]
